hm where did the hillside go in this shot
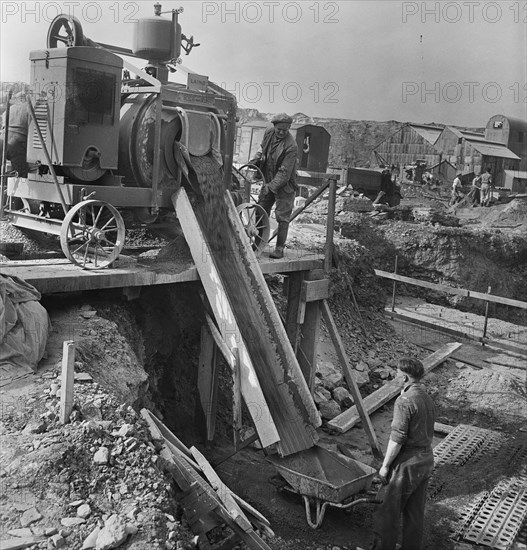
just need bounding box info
[237,107,485,168]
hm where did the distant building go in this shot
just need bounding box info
[371,123,443,170]
[371,116,525,187]
[434,125,521,186]
[502,170,527,193]
[485,115,527,171]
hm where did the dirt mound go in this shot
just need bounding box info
[0,372,193,549]
[481,198,527,227]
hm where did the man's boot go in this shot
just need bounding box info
[270,222,288,259]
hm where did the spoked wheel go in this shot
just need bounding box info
[47,14,84,48]
[235,164,266,202]
[236,203,269,257]
[60,200,125,270]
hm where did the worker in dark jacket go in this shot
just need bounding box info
[0,92,30,177]
[371,357,435,550]
[249,113,297,259]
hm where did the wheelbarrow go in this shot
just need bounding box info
[268,445,381,529]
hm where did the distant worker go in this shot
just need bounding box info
[450,173,463,206]
[370,357,436,550]
[0,92,30,178]
[373,169,394,205]
[480,168,493,207]
[471,173,482,206]
[249,113,298,259]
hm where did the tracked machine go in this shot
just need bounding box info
[3,5,268,268]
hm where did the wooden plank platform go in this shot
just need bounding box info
[0,251,324,295]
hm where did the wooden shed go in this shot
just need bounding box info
[460,139,520,186]
[502,170,527,193]
[372,123,442,168]
[434,127,486,167]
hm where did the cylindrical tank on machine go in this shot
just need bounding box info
[132,16,181,60]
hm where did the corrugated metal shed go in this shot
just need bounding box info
[467,140,521,160]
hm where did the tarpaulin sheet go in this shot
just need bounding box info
[0,274,50,381]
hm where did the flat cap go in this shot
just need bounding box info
[272,113,293,125]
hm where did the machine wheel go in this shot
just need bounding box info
[235,164,266,202]
[60,200,125,270]
[47,15,84,48]
[236,203,269,257]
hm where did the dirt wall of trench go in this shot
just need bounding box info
[339,216,527,323]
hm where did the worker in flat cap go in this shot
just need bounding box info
[249,113,298,259]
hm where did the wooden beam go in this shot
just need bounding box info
[197,325,219,443]
[190,446,252,532]
[385,309,527,357]
[468,290,527,310]
[59,341,75,424]
[434,422,455,435]
[297,271,324,392]
[204,313,236,369]
[321,300,383,458]
[142,408,273,539]
[301,279,330,303]
[328,342,462,433]
[285,272,304,352]
[375,269,470,297]
[385,309,482,343]
[173,189,280,449]
[298,301,321,393]
[232,347,243,449]
[375,269,527,310]
[324,178,337,273]
[223,192,321,455]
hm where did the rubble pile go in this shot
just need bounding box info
[481,198,527,228]
[0,371,196,550]
[0,220,59,259]
[294,195,373,225]
[411,207,460,227]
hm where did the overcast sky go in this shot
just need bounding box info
[1,1,525,127]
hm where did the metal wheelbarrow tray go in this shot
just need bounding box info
[268,445,379,528]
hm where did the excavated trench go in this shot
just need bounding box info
[338,213,527,325]
[5,187,527,548]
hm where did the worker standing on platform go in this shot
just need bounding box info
[370,357,436,550]
[249,113,298,259]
